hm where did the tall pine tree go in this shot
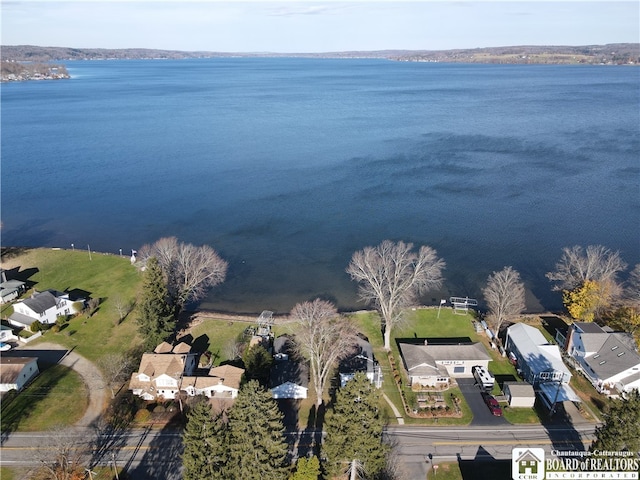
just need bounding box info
[322,373,388,479]
[591,390,640,453]
[182,398,228,480]
[226,380,289,480]
[136,257,175,350]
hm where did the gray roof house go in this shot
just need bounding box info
[9,289,83,328]
[339,335,382,388]
[505,322,580,408]
[399,340,491,388]
[565,321,640,397]
[270,335,309,399]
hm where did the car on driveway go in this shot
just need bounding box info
[481,392,502,416]
[0,342,12,352]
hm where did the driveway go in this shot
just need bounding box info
[456,378,509,426]
[18,342,106,427]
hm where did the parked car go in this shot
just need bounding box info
[0,342,12,352]
[481,392,502,416]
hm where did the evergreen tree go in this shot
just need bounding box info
[136,257,175,350]
[591,390,640,453]
[290,456,321,480]
[226,380,289,480]
[181,398,228,480]
[242,344,274,386]
[322,373,388,479]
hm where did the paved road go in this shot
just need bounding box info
[1,422,597,480]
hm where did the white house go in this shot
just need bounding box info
[505,322,580,409]
[0,356,39,392]
[398,341,491,388]
[9,290,82,328]
[270,335,309,399]
[564,321,640,397]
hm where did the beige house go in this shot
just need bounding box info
[130,342,244,402]
[399,341,491,388]
[129,344,197,401]
[0,356,39,392]
[181,364,244,399]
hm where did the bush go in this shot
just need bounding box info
[153,405,165,414]
[134,408,151,423]
[30,321,44,333]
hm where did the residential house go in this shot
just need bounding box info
[129,344,197,401]
[8,289,83,328]
[181,364,244,399]
[0,325,18,343]
[398,340,491,388]
[0,269,26,304]
[0,356,39,392]
[339,335,382,388]
[270,335,309,399]
[503,381,536,408]
[505,322,580,409]
[564,321,640,397]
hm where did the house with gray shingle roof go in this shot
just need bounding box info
[398,340,491,388]
[8,289,83,328]
[565,322,640,397]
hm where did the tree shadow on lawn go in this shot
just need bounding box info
[0,358,68,441]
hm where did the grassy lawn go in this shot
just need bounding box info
[0,248,143,362]
[1,364,88,432]
[502,405,541,424]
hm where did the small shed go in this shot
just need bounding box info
[503,381,536,408]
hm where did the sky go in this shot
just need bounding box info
[1,1,638,53]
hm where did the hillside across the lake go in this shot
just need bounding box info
[2,43,638,65]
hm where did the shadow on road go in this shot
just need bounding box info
[128,423,183,480]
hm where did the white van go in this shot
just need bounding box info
[472,365,495,390]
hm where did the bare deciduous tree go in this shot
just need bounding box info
[482,266,526,337]
[291,299,358,407]
[112,294,135,324]
[346,240,445,350]
[33,425,91,480]
[97,353,133,399]
[138,237,228,309]
[622,264,640,309]
[546,245,627,291]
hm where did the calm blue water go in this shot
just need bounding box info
[2,58,639,313]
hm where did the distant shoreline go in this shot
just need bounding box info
[2,43,638,65]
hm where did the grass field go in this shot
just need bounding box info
[1,364,87,432]
[1,248,143,362]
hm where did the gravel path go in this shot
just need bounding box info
[19,342,106,427]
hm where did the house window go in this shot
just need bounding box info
[453,366,465,373]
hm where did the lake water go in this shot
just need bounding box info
[1,58,638,313]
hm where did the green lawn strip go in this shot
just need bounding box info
[187,317,249,365]
[2,248,143,362]
[1,364,88,432]
[0,467,17,480]
[502,405,540,424]
[427,461,463,480]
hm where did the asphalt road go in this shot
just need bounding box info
[1,422,597,480]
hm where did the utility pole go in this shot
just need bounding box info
[111,452,120,480]
[87,245,92,261]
